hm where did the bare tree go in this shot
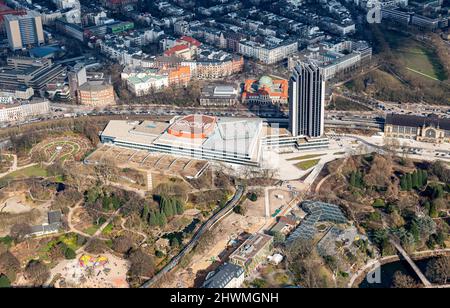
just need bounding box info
[112,235,134,254]
[9,223,31,243]
[24,260,50,287]
[364,154,393,188]
[392,271,421,288]
[0,251,20,281]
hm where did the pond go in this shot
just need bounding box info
[56,182,66,192]
[359,257,434,288]
[45,181,66,192]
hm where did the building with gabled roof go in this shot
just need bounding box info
[384,113,450,143]
[202,263,245,288]
[229,233,273,274]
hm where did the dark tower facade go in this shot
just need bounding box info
[289,61,325,138]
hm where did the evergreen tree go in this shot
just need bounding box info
[142,204,149,222]
[422,170,428,186]
[406,173,413,191]
[423,201,431,215]
[0,274,10,288]
[175,198,184,215]
[431,185,444,200]
[412,171,418,189]
[429,202,438,218]
[356,170,364,188]
[64,247,76,260]
[170,237,180,247]
[159,211,167,227]
[417,169,423,188]
[410,221,420,243]
[350,171,356,187]
[149,210,158,226]
[400,176,407,191]
[170,198,177,217]
[161,197,174,218]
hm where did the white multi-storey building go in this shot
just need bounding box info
[238,39,298,64]
[0,100,50,123]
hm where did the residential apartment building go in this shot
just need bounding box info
[196,55,244,79]
[238,39,298,64]
[122,66,191,97]
[126,73,169,96]
[0,100,49,123]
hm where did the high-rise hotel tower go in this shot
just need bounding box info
[288,61,325,138]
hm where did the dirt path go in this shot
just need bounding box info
[314,157,348,194]
[0,154,36,178]
[67,201,94,238]
[120,217,148,246]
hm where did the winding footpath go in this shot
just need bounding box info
[120,217,148,246]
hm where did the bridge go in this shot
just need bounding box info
[389,238,432,288]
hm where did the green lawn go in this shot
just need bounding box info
[288,154,324,161]
[58,233,82,251]
[83,225,100,236]
[385,30,447,81]
[295,159,321,171]
[327,97,372,111]
[2,165,47,180]
[101,223,113,235]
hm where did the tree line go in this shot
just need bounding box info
[400,169,428,191]
[141,195,185,228]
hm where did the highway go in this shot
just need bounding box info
[141,185,244,288]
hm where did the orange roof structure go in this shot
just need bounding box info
[242,76,288,102]
[168,115,216,139]
[178,36,201,47]
[164,44,190,57]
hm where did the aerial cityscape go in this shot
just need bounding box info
[0,0,448,292]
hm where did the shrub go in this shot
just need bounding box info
[373,199,385,208]
[64,247,76,260]
[247,192,258,202]
[0,274,10,288]
[233,205,247,215]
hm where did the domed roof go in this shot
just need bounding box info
[258,75,273,88]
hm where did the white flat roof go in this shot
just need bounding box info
[101,116,263,160]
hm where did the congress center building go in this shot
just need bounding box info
[100,114,264,166]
